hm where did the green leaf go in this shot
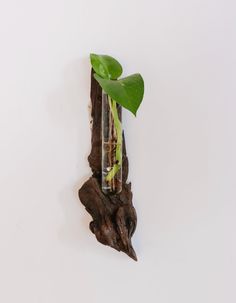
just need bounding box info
[94,73,144,116]
[90,53,123,80]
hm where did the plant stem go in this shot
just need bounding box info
[106,95,122,182]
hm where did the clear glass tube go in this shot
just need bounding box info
[102,91,122,195]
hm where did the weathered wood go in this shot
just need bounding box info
[78,70,137,261]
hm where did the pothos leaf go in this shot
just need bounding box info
[94,73,144,116]
[90,53,123,80]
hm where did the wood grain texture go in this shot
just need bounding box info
[78,70,137,261]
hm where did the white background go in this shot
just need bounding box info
[0,0,235,302]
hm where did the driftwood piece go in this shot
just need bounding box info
[78,70,137,261]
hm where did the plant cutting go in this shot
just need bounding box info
[78,53,144,261]
[90,53,144,194]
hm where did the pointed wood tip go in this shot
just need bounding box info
[125,246,138,261]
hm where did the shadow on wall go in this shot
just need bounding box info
[46,56,91,130]
[57,176,93,251]
[46,56,94,250]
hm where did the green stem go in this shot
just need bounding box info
[106,95,122,182]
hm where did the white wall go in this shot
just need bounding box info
[0,0,235,302]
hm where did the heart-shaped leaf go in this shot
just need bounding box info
[90,53,123,80]
[94,73,144,116]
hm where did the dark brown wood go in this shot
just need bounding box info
[78,70,137,261]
